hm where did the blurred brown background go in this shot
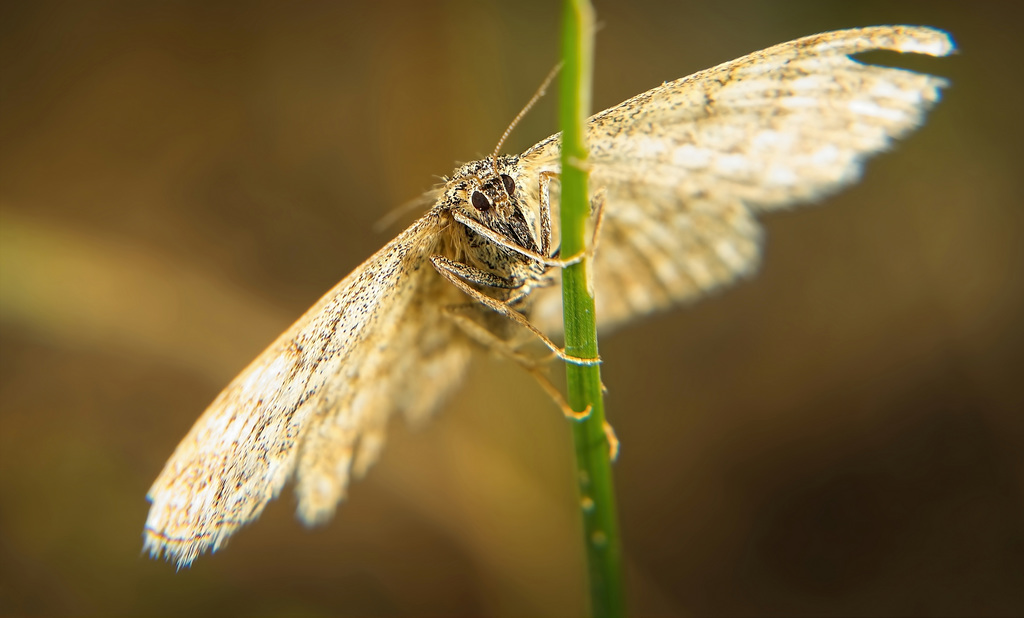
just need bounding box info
[1,1,1022,616]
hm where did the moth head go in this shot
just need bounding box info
[444,155,539,253]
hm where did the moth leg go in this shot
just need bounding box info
[448,302,611,451]
[441,305,591,421]
[444,298,611,450]
[535,171,605,265]
[430,254,600,366]
[537,175,616,456]
[429,257,519,290]
[588,187,607,261]
[538,170,557,257]
[603,420,620,461]
[566,155,592,173]
[451,210,583,269]
[441,304,549,367]
[581,188,619,460]
[505,271,556,308]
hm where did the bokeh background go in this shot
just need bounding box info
[2,1,1022,616]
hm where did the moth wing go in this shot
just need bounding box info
[521,26,953,333]
[144,211,470,568]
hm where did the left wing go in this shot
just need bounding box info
[144,209,470,568]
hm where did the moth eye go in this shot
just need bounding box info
[471,191,492,212]
[501,173,516,196]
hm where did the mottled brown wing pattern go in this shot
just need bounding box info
[292,254,472,526]
[522,26,954,333]
[144,211,469,568]
[145,25,954,569]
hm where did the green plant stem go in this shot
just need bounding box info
[559,2,625,617]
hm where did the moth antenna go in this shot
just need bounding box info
[372,189,442,233]
[490,62,563,177]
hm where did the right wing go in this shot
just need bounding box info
[521,26,954,334]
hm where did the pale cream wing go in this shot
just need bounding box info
[522,26,954,333]
[144,210,470,568]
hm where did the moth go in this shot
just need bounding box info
[145,26,954,568]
